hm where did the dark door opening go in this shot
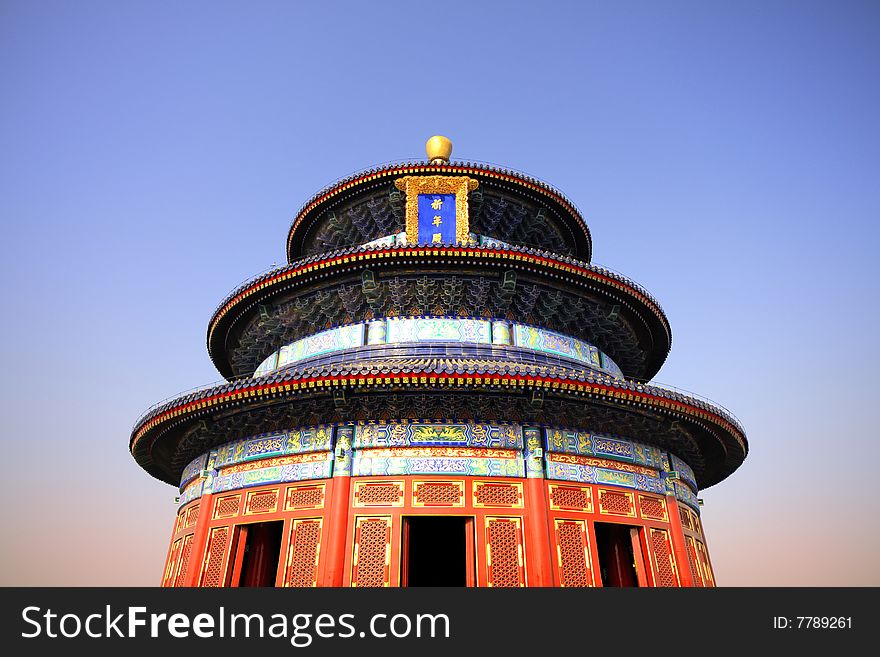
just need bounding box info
[228,521,284,587]
[594,522,641,587]
[402,516,475,587]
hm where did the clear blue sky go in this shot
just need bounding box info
[1,0,877,585]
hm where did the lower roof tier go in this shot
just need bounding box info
[131,350,746,490]
[207,244,672,381]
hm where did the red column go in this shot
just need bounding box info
[323,476,352,586]
[525,477,555,586]
[666,495,695,588]
[183,489,214,587]
[323,426,354,587]
[522,427,554,587]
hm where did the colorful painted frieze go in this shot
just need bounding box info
[670,453,698,492]
[212,459,333,494]
[354,422,522,449]
[180,453,208,488]
[544,429,665,469]
[209,426,333,470]
[514,325,601,368]
[545,453,665,494]
[674,480,700,512]
[385,317,491,344]
[177,479,203,507]
[353,447,524,478]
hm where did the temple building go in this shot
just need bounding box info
[131,137,747,587]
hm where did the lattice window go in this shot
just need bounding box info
[413,481,464,507]
[214,495,240,519]
[679,506,693,530]
[200,527,230,587]
[474,482,522,508]
[285,519,322,587]
[649,529,678,587]
[352,517,390,587]
[246,490,279,514]
[555,520,592,587]
[174,534,194,587]
[549,485,592,512]
[486,518,524,587]
[184,505,200,528]
[598,490,634,516]
[638,495,667,521]
[354,482,403,507]
[686,536,704,587]
[285,485,325,510]
[695,539,715,587]
[162,539,182,587]
[175,512,185,534]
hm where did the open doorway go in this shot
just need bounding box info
[228,521,284,587]
[594,522,646,587]
[402,516,475,587]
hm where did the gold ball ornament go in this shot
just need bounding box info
[426,135,453,163]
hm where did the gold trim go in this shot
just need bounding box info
[553,518,595,587]
[548,483,594,513]
[212,493,242,520]
[472,481,524,508]
[596,487,637,518]
[243,489,279,515]
[637,494,669,522]
[282,517,323,588]
[484,515,525,587]
[394,175,479,245]
[412,479,465,507]
[351,515,393,587]
[283,482,326,511]
[352,480,405,508]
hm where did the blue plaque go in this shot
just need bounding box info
[417,193,456,244]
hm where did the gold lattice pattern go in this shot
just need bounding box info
[414,482,463,506]
[695,540,715,586]
[474,483,521,507]
[285,485,325,509]
[163,539,182,587]
[200,527,230,587]
[638,495,667,521]
[285,520,322,587]
[679,506,693,530]
[487,519,523,587]
[550,485,592,511]
[354,519,389,587]
[356,483,403,506]
[599,490,633,516]
[246,490,278,514]
[174,534,193,587]
[649,529,678,587]
[184,505,200,528]
[214,495,240,518]
[686,536,704,587]
[556,521,590,587]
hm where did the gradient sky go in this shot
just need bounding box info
[1,0,878,586]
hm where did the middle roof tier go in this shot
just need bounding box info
[207,244,672,381]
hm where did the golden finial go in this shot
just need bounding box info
[426,135,453,164]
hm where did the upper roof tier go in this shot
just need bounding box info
[286,161,593,262]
